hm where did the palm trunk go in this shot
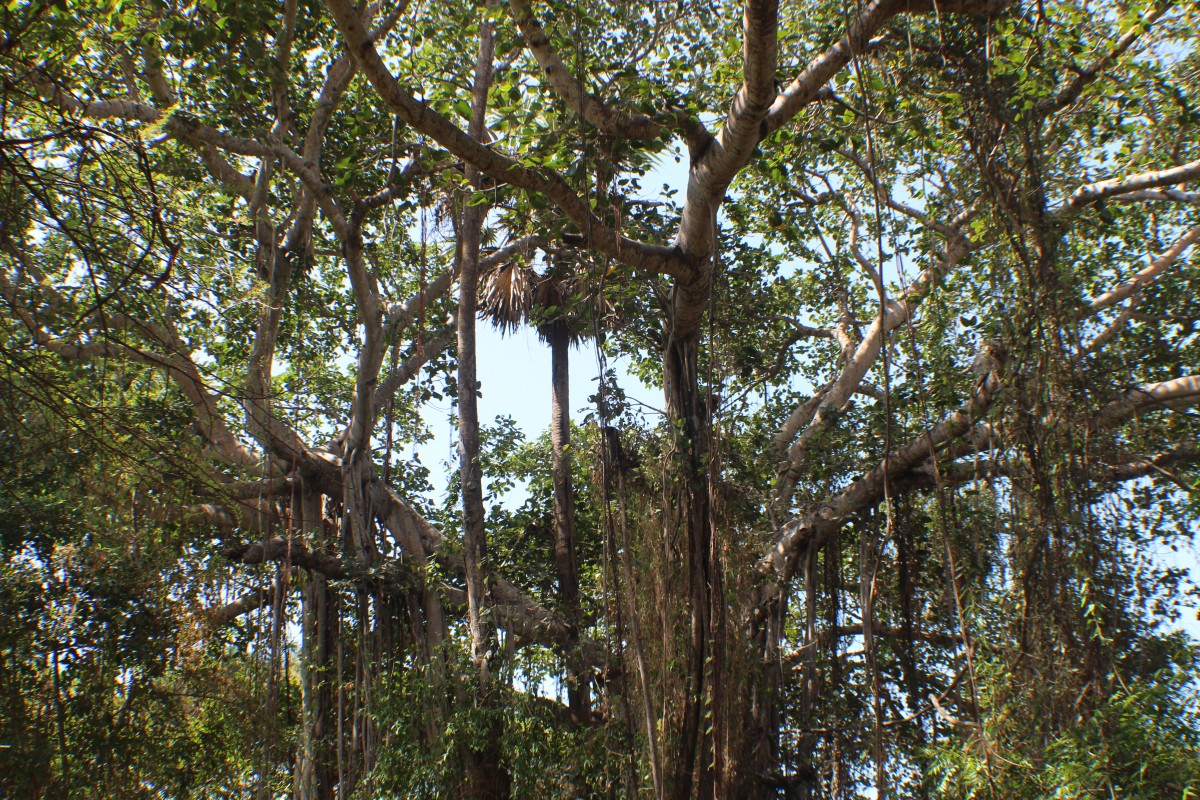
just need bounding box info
[548,324,589,722]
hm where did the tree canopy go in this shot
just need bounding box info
[2,0,1199,797]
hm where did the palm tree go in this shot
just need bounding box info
[479,258,592,722]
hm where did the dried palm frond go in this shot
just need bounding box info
[530,272,575,343]
[532,271,618,344]
[478,263,532,334]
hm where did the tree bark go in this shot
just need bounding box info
[296,572,336,800]
[662,328,722,800]
[456,6,509,798]
[548,325,589,722]
[295,484,336,800]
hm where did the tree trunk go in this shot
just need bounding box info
[294,486,338,800]
[548,325,590,723]
[457,6,509,797]
[662,327,722,800]
[660,263,765,797]
[296,573,336,800]
[459,211,491,675]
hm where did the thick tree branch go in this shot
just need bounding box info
[0,267,260,468]
[225,536,349,578]
[322,0,685,277]
[762,368,1005,582]
[1107,189,1200,205]
[772,226,974,507]
[506,0,669,140]
[670,0,997,339]
[372,323,456,415]
[668,0,781,302]
[1087,223,1200,313]
[1099,375,1200,423]
[1036,4,1168,116]
[902,442,1200,496]
[714,0,780,178]
[1061,157,1200,214]
[369,481,583,651]
[765,0,898,137]
[338,208,388,469]
[26,66,352,237]
[1108,444,1200,486]
[1083,295,1141,354]
[764,0,1008,139]
[206,586,276,628]
[773,382,833,453]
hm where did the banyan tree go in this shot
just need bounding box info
[1,0,1199,797]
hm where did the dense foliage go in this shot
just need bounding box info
[2,0,1199,797]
